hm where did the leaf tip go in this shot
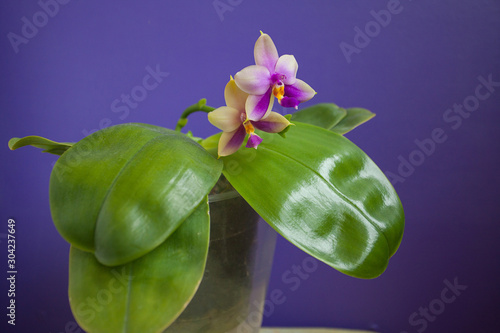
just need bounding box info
[8,138,20,150]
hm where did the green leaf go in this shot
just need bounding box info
[329,107,376,135]
[291,104,376,135]
[200,132,221,150]
[69,198,210,333]
[8,135,73,155]
[291,103,347,130]
[222,122,404,279]
[50,123,222,266]
[199,132,222,159]
[185,130,204,144]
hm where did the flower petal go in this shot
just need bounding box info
[252,112,291,133]
[224,78,248,111]
[284,79,316,102]
[246,133,263,149]
[279,96,299,109]
[275,55,298,85]
[234,65,271,95]
[208,107,242,132]
[218,125,246,157]
[245,87,274,121]
[254,33,279,72]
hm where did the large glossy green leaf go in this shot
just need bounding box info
[8,135,73,155]
[291,103,375,135]
[50,123,222,266]
[222,122,404,278]
[69,198,210,333]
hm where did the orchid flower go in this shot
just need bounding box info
[208,78,292,157]
[234,32,316,122]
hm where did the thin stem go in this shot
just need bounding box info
[175,99,216,132]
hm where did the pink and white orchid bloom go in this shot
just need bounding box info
[234,32,316,122]
[208,78,292,157]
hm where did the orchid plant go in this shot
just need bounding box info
[9,32,404,333]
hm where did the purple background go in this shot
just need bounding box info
[1,1,500,332]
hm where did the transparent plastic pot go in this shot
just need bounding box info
[165,183,277,333]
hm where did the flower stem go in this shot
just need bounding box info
[175,99,215,132]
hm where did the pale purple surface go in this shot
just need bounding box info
[1,1,500,332]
